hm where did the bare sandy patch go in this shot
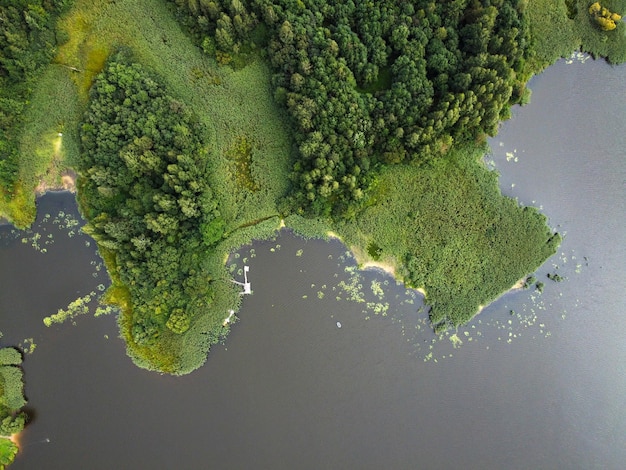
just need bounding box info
[61,172,76,191]
[36,169,76,195]
[361,260,396,277]
[9,433,20,446]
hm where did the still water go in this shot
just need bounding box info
[1,56,625,469]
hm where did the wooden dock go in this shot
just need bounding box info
[232,266,251,295]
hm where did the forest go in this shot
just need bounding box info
[173,0,533,217]
[1,0,625,377]
[170,0,626,218]
[79,53,232,371]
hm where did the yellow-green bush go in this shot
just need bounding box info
[589,2,622,30]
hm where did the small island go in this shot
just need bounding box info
[1,0,625,384]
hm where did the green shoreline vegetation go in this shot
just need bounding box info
[0,344,28,469]
[1,0,625,376]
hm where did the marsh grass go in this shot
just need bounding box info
[0,349,21,367]
[283,214,333,240]
[527,0,626,69]
[0,366,25,412]
[336,145,561,328]
[1,63,81,226]
[7,0,293,230]
[19,66,81,184]
[226,136,260,192]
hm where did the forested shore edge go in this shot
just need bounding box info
[0,0,625,427]
[0,344,27,469]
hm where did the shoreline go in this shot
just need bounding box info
[327,234,529,311]
[346,244,427,295]
[35,170,77,195]
[330,230,528,317]
[358,260,430,296]
[476,277,526,314]
[9,191,546,375]
[361,260,397,277]
[12,191,532,327]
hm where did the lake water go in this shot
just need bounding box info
[1,56,625,469]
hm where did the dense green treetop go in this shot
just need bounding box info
[172,0,532,217]
[79,52,227,369]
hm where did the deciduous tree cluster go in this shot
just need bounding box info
[79,54,224,346]
[589,2,622,30]
[171,0,531,217]
[170,0,258,63]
